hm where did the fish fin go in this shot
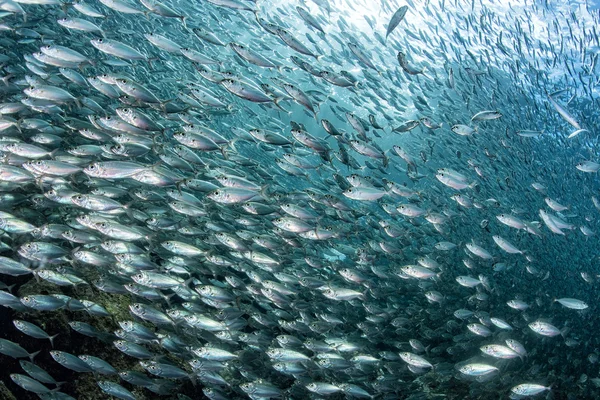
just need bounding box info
[273,97,290,113]
[146,57,159,69]
[228,138,240,154]
[160,292,176,308]
[360,288,370,301]
[28,350,41,363]
[48,333,59,348]
[219,146,228,160]
[259,184,270,201]
[14,118,22,134]
[1,74,12,86]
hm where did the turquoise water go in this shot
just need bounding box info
[0,0,597,399]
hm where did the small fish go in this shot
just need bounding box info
[459,363,498,377]
[399,352,433,368]
[554,298,588,310]
[576,161,600,173]
[451,124,476,136]
[13,320,58,347]
[397,52,423,75]
[528,321,561,337]
[492,235,523,254]
[220,79,272,103]
[10,374,51,394]
[386,5,408,40]
[547,93,581,129]
[0,339,40,362]
[471,110,502,121]
[98,381,136,400]
[511,383,551,397]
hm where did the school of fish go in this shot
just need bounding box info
[0,0,597,399]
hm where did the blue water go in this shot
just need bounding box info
[0,0,597,399]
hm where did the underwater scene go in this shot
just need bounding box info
[0,0,597,398]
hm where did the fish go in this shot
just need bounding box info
[10,374,52,394]
[511,383,551,397]
[275,27,320,60]
[90,38,149,61]
[397,52,423,75]
[296,6,325,33]
[547,92,581,129]
[348,43,378,71]
[529,321,562,337]
[13,320,58,347]
[492,235,523,254]
[554,298,589,310]
[575,160,600,173]
[386,5,408,40]
[471,110,502,121]
[459,363,498,377]
[0,1,593,399]
[451,124,476,136]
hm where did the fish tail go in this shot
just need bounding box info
[49,333,59,348]
[228,138,239,153]
[259,184,270,200]
[28,350,41,363]
[219,146,228,160]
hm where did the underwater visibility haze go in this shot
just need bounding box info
[0,0,598,398]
